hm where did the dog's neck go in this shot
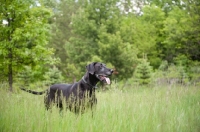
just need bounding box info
[82,72,99,89]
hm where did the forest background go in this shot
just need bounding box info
[1,0,200,91]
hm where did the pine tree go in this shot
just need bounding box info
[134,58,152,85]
[17,66,32,86]
[43,66,63,85]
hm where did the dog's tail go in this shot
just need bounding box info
[20,88,47,95]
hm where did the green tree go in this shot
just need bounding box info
[0,0,54,91]
[98,30,138,79]
[161,6,189,62]
[183,0,200,61]
[69,0,121,65]
[146,0,185,14]
[43,66,64,85]
[16,66,33,86]
[68,0,139,79]
[48,0,81,80]
[140,4,165,68]
[146,0,200,63]
[134,58,153,85]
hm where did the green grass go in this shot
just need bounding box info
[0,84,200,132]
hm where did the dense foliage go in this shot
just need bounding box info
[0,0,56,90]
[1,0,200,90]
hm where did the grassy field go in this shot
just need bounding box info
[0,84,200,132]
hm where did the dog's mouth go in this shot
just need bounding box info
[96,74,111,84]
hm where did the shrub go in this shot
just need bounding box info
[153,61,189,85]
[188,61,200,86]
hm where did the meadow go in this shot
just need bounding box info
[0,83,200,132]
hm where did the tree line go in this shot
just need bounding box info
[1,0,200,91]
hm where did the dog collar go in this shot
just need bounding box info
[82,76,98,89]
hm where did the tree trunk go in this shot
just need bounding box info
[7,17,13,92]
[8,48,13,92]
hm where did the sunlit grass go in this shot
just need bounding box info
[0,84,200,132]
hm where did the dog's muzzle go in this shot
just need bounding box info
[96,74,111,84]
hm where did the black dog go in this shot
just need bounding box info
[21,62,113,113]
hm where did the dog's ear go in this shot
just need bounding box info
[86,62,97,74]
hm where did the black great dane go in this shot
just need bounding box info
[21,62,113,113]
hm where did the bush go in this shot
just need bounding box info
[153,61,189,85]
[188,61,200,86]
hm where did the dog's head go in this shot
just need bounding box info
[86,62,113,84]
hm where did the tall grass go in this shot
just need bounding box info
[0,84,200,132]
